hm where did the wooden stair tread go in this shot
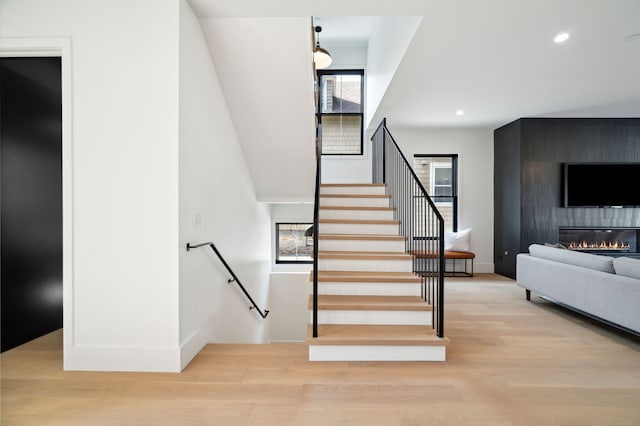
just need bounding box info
[318,234,406,241]
[318,251,412,260]
[306,324,448,346]
[311,271,422,283]
[412,250,476,259]
[321,184,386,187]
[319,219,399,225]
[320,206,394,211]
[308,295,431,311]
[319,194,390,199]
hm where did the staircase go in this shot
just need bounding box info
[307,183,449,361]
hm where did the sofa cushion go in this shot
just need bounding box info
[613,257,640,280]
[528,244,615,273]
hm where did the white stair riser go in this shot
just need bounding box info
[308,345,446,362]
[320,186,387,195]
[319,223,398,235]
[318,282,422,297]
[319,258,413,272]
[319,209,395,221]
[318,239,406,253]
[320,197,390,208]
[313,310,431,326]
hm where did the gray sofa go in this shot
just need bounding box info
[517,244,640,334]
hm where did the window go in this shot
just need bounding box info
[413,155,458,231]
[432,162,453,203]
[317,69,364,155]
[275,223,313,263]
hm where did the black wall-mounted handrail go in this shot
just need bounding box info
[186,242,269,319]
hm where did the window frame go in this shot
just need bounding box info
[414,154,459,231]
[317,69,365,156]
[275,222,314,264]
[431,161,454,205]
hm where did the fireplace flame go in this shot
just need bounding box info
[567,240,631,251]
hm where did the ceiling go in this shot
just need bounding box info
[190,0,640,130]
[312,16,376,46]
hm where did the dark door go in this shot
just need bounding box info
[1,57,63,352]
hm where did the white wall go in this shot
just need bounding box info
[1,0,277,372]
[268,272,310,342]
[1,0,182,371]
[199,17,316,202]
[322,43,368,70]
[365,16,422,128]
[392,128,495,273]
[178,0,272,368]
[270,204,314,272]
[268,203,312,341]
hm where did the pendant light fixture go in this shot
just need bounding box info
[313,26,332,69]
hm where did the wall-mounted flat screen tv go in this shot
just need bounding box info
[563,163,640,207]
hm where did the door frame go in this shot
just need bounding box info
[1,37,74,367]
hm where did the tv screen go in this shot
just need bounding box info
[563,163,640,207]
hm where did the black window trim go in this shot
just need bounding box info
[414,154,459,231]
[275,222,314,264]
[317,68,365,156]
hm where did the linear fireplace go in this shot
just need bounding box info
[558,227,639,255]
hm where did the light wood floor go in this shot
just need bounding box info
[2,274,640,425]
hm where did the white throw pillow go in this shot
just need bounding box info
[444,228,471,252]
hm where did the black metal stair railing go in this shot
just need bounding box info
[186,242,269,319]
[311,122,321,338]
[311,29,322,338]
[371,118,446,337]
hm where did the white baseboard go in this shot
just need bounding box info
[63,332,213,372]
[64,343,181,372]
[180,331,208,371]
[473,263,495,274]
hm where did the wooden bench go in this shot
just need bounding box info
[412,250,475,277]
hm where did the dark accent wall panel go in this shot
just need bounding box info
[494,120,521,278]
[494,118,640,279]
[1,57,63,352]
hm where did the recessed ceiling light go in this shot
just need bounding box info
[456,110,464,116]
[554,32,570,43]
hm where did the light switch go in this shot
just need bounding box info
[194,213,202,228]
